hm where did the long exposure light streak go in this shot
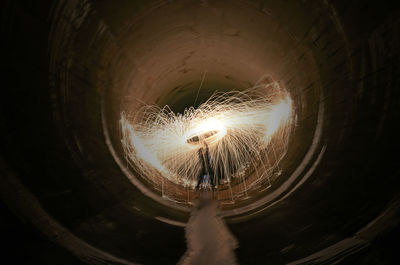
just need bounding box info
[120,81,294,199]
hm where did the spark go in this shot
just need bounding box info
[120,81,294,194]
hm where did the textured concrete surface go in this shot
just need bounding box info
[1,0,400,264]
[179,191,238,265]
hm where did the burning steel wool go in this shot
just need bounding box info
[120,81,294,196]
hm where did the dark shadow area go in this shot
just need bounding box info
[1,0,400,264]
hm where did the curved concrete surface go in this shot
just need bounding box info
[1,0,400,264]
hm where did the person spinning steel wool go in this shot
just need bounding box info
[196,141,215,190]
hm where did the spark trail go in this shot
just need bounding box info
[120,81,294,195]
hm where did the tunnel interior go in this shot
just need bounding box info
[1,0,400,264]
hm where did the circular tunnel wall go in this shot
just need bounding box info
[1,0,400,264]
[99,0,322,211]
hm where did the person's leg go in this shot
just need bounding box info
[210,175,215,190]
[196,175,202,190]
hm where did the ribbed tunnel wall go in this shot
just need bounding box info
[1,0,400,264]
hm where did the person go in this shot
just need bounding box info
[196,141,215,190]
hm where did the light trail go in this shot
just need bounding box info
[120,81,294,197]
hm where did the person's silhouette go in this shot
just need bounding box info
[196,141,214,190]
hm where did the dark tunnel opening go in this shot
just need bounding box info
[1,0,400,264]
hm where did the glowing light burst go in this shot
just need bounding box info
[120,82,294,196]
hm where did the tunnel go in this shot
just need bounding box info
[1,0,400,264]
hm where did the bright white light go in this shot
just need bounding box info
[264,95,293,140]
[185,116,227,146]
[120,82,294,192]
